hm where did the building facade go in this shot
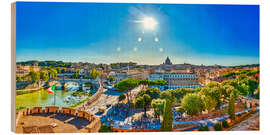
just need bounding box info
[163,73,201,89]
[148,57,201,90]
[148,72,201,90]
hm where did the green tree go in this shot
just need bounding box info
[114,78,139,105]
[90,68,101,80]
[16,76,22,82]
[61,68,67,73]
[29,71,40,84]
[214,123,223,131]
[135,94,151,116]
[21,76,26,81]
[134,96,144,108]
[47,68,58,79]
[181,93,204,116]
[160,90,173,99]
[247,79,259,97]
[161,99,173,131]
[138,79,150,90]
[238,81,249,96]
[223,72,236,78]
[137,87,161,99]
[118,94,126,102]
[40,70,49,82]
[199,125,209,131]
[72,73,79,79]
[222,120,229,128]
[176,106,185,114]
[256,85,260,99]
[139,79,150,85]
[173,88,197,103]
[246,70,259,76]
[200,82,222,108]
[151,98,165,118]
[135,88,161,116]
[201,95,217,112]
[72,69,80,79]
[228,92,235,119]
[99,124,113,132]
[56,67,61,73]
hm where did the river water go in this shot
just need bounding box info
[16,82,95,109]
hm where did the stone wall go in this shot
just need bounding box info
[77,82,104,108]
[16,81,44,90]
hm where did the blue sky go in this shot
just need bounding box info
[16,2,259,66]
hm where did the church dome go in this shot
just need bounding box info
[165,56,172,65]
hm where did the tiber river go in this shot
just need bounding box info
[16,82,95,109]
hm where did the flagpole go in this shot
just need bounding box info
[47,82,56,106]
[53,82,56,106]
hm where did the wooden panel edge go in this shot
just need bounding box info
[11,2,16,133]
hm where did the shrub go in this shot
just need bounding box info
[199,125,209,131]
[99,125,112,132]
[222,120,229,128]
[118,94,126,102]
[214,123,223,131]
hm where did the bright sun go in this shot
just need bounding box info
[142,17,157,30]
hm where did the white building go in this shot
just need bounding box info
[148,72,201,90]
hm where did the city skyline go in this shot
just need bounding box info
[15,57,259,67]
[16,2,259,66]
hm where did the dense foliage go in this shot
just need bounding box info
[151,98,165,118]
[90,68,101,80]
[40,70,49,82]
[228,92,236,119]
[72,69,81,79]
[114,78,139,92]
[115,78,140,105]
[199,82,222,108]
[118,94,126,102]
[199,125,209,131]
[161,99,173,131]
[29,71,40,83]
[180,93,204,116]
[201,95,217,112]
[223,70,259,78]
[135,88,161,115]
[99,125,113,132]
[214,123,223,131]
[222,120,229,128]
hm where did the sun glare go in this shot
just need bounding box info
[142,17,157,30]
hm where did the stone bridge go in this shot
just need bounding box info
[52,76,100,90]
